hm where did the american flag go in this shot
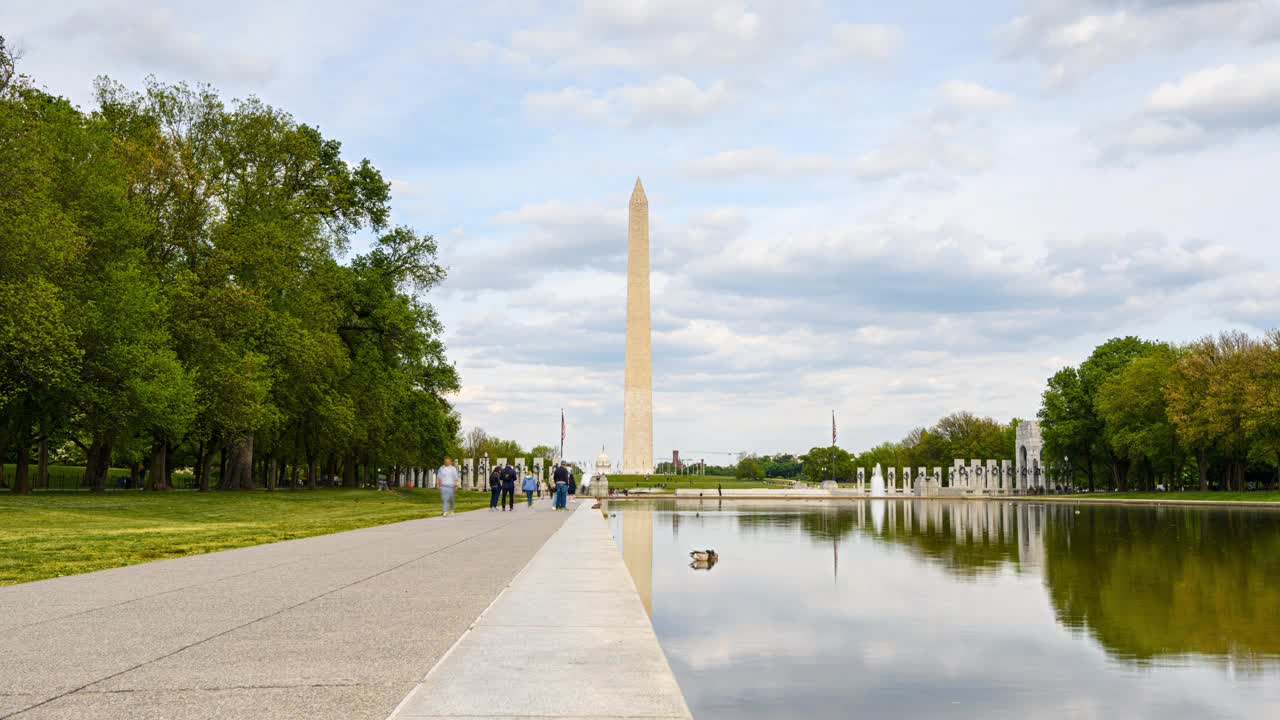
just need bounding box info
[832,410,837,446]
[561,409,566,446]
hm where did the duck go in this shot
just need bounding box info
[689,549,718,563]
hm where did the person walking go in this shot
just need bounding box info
[437,457,459,517]
[500,462,517,511]
[553,462,570,510]
[522,468,538,507]
[488,466,502,511]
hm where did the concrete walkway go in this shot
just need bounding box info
[389,502,693,720]
[0,500,570,719]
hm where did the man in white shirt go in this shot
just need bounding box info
[437,456,460,516]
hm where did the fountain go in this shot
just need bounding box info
[869,463,886,498]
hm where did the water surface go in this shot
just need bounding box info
[608,499,1280,719]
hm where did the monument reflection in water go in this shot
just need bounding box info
[608,500,1280,720]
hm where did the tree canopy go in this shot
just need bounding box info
[0,42,459,492]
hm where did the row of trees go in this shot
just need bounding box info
[459,427,557,467]
[1040,333,1280,492]
[798,412,1018,483]
[0,40,460,493]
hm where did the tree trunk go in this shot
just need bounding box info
[147,436,168,491]
[85,434,109,493]
[288,461,298,490]
[194,441,209,492]
[1196,449,1209,491]
[306,455,318,490]
[0,424,8,490]
[226,434,254,490]
[343,453,357,488]
[129,462,140,489]
[262,455,273,491]
[165,439,177,489]
[36,425,49,489]
[1111,458,1130,492]
[14,439,31,494]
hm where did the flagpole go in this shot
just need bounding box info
[831,410,835,485]
[560,408,565,463]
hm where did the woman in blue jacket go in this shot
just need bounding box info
[521,470,538,507]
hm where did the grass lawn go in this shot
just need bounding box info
[1048,490,1280,503]
[604,476,794,492]
[0,488,491,586]
[2,463,195,490]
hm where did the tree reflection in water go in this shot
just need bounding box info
[634,498,1280,666]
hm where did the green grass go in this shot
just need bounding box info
[1048,490,1280,503]
[0,488,491,586]
[604,475,793,492]
[2,463,195,490]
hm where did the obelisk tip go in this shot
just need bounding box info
[632,176,645,197]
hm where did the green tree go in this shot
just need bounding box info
[1096,346,1181,490]
[736,455,764,481]
[799,446,855,483]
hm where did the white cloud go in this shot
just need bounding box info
[940,80,1015,111]
[1146,58,1280,128]
[1001,0,1280,87]
[523,86,612,123]
[523,75,730,126]
[618,75,730,125]
[50,5,277,83]
[830,22,905,63]
[1104,57,1280,158]
[853,115,996,181]
[1103,118,1209,156]
[503,0,811,70]
[684,147,834,177]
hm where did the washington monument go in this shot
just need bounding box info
[623,178,653,474]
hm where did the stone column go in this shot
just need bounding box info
[931,467,942,495]
[887,467,896,494]
[968,459,981,494]
[903,467,913,495]
[1001,459,1012,495]
[986,460,998,495]
[461,458,473,491]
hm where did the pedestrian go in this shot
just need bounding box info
[567,471,577,497]
[500,462,517,511]
[553,462,570,510]
[437,457,459,517]
[488,466,502,511]
[522,468,538,507]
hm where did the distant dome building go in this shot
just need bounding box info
[595,446,612,478]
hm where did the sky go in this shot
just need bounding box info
[6,0,1280,468]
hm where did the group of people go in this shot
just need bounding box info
[432,457,578,517]
[485,462,534,511]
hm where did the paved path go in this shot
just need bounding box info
[0,500,571,719]
[389,502,692,720]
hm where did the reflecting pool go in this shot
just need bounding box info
[607,499,1280,719]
